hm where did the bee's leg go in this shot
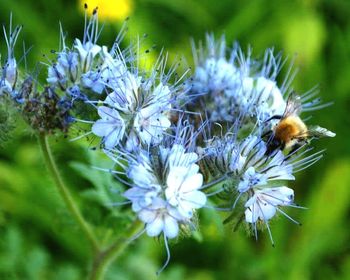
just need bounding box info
[288,143,302,156]
[265,139,281,155]
[261,130,272,139]
[264,115,283,123]
[280,142,286,150]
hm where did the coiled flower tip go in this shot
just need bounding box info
[91,71,174,150]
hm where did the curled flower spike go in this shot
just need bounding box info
[90,52,189,150]
[189,34,242,123]
[200,130,323,239]
[21,82,73,134]
[189,34,330,129]
[203,135,295,186]
[191,34,240,96]
[45,8,129,98]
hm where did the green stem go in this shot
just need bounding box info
[89,220,143,280]
[38,133,100,251]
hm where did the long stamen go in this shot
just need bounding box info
[156,235,171,275]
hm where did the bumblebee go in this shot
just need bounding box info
[265,92,335,154]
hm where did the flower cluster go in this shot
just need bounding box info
[57,16,335,264]
[123,143,206,239]
[202,134,323,243]
[189,34,328,127]
[1,8,336,273]
[0,17,74,134]
[46,8,115,95]
[91,69,176,150]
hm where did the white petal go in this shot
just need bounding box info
[125,131,140,151]
[265,166,295,181]
[185,163,200,177]
[158,116,171,129]
[90,44,102,56]
[258,202,276,221]
[245,200,276,223]
[244,195,257,208]
[238,180,249,193]
[132,202,141,212]
[123,187,142,200]
[261,187,294,206]
[138,209,157,223]
[166,168,186,191]
[245,207,258,223]
[97,106,121,120]
[128,164,156,187]
[241,136,258,157]
[182,190,207,209]
[91,120,115,136]
[146,216,164,237]
[180,174,203,192]
[163,215,179,239]
[177,204,193,219]
[104,131,123,148]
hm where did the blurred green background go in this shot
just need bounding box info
[0,0,349,279]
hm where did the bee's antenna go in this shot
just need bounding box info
[264,114,283,123]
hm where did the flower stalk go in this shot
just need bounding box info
[88,220,143,280]
[37,133,100,251]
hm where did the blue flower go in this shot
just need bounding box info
[91,106,125,148]
[190,34,327,126]
[123,143,206,238]
[91,56,186,150]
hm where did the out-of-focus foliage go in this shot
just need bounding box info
[0,0,349,279]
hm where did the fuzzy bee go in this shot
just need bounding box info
[264,92,335,154]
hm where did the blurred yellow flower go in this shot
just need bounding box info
[79,0,133,21]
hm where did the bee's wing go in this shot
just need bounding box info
[283,92,302,117]
[307,126,336,138]
[292,126,336,140]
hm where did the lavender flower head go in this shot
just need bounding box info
[190,34,293,125]
[91,69,174,149]
[90,50,189,150]
[88,28,335,265]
